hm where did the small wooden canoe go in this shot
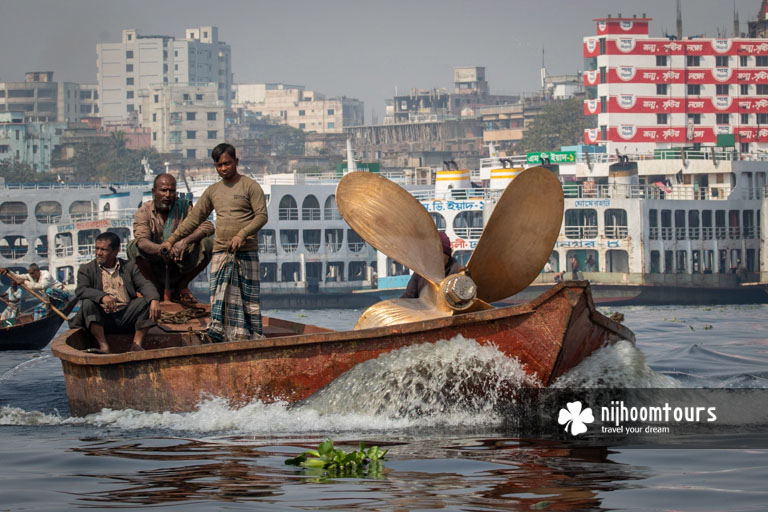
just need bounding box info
[51,282,634,416]
[1,299,77,351]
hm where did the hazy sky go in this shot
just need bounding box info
[0,0,762,120]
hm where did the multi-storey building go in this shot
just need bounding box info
[97,27,231,122]
[233,83,364,134]
[583,14,768,154]
[0,112,66,173]
[78,84,99,117]
[0,72,81,123]
[139,83,225,160]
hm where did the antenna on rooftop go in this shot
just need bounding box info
[734,0,740,37]
[676,0,683,39]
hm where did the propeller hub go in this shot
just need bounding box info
[441,274,477,311]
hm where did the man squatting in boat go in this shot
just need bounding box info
[68,231,162,353]
[161,143,268,341]
[127,173,214,303]
[0,263,70,320]
[401,231,461,298]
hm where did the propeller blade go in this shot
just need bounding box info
[467,166,564,303]
[337,171,444,285]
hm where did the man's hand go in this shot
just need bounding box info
[149,299,161,322]
[101,295,117,313]
[158,241,173,260]
[0,268,8,276]
[228,235,243,253]
[170,238,189,261]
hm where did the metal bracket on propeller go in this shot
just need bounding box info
[439,274,477,311]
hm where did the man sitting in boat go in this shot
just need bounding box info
[127,173,214,304]
[0,281,22,327]
[401,232,461,299]
[0,263,70,320]
[160,143,268,341]
[69,231,161,353]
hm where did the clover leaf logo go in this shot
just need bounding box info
[558,401,594,436]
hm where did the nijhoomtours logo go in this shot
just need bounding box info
[558,401,594,436]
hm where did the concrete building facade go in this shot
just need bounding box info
[97,27,232,122]
[0,111,66,173]
[0,72,81,123]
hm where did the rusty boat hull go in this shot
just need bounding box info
[51,282,634,416]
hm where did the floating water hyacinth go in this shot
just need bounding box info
[285,439,387,478]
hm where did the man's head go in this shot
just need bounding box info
[211,143,238,182]
[152,174,177,213]
[94,232,121,268]
[27,263,41,281]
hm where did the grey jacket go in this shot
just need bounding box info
[75,257,160,304]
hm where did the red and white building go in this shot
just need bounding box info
[583,15,768,154]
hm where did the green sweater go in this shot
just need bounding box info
[167,175,268,253]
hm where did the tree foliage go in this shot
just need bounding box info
[0,160,51,183]
[70,133,163,182]
[516,98,586,153]
[263,125,306,156]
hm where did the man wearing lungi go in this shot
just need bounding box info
[161,143,268,341]
[0,263,70,320]
[127,173,214,303]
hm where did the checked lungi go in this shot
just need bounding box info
[208,251,262,342]
[33,287,71,320]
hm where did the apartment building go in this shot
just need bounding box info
[0,72,81,123]
[0,111,66,172]
[97,27,232,122]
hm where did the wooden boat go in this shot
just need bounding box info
[1,299,77,351]
[51,282,634,416]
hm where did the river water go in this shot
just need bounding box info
[1,305,767,511]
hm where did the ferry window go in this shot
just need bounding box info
[69,200,96,220]
[0,201,28,224]
[650,251,660,273]
[324,195,340,220]
[454,250,471,266]
[704,250,714,273]
[688,210,700,240]
[547,251,559,273]
[743,210,755,239]
[34,236,48,258]
[325,229,343,252]
[604,209,627,239]
[648,209,658,240]
[664,250,674,274]
[715,210,726,240]
[730,249,742,270]
[605,250,628,273]
[77,229,100,256]
[260,262,276,282]
[676,251,687,274]
[349,261,367,281]
[719,250,728,273]
[347,229,365,252]
[564,209,598,239]
[453,211,484,240]
[106,227,130,250]
[258,229,276,254]
[326,262,344,282]
[301,195,321,221]
[54,233,73,257]
[34,201,62,224]
[278,195,298,220]
[281,262,300,282]
[728,210,740,239]
[302,229,320,253]
[747,249,756,272]
[660,209,672,240]
[305,262,322,283]
[279,230,299,253]
[56,266,74,285]
[387,257,409,276]
[702,210,713,239]
[430,212,446,231]
[691,250,701,273]
[0,235,28,260]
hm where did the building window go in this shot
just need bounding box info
[757,56,768,66]
[327,122,335,128]
[742,113,750,124]
[126,77,134,86]
[599,38,606,54]
[298,123,306,129]
[126,91,134,99]
[126,50,133,59]
[154,94,159,103]
[196,94,203,101]
[688,114,701,124]
[298,110,305,116]
[174,64,178,71]
[656,55,667,66]
[152,132,156,141]
[716,113,729,125]
[657,113,668,124]
[186,112,196,121]
[600,96,607,112]
[741,55,749,66]
[687,84,701,95]
[686,55,701,67]
[741,142,750,153]
[741,84,750,95]
[186,130,196,139]
[207,112,216,121]
[716,84,729,95]
[716,55,729,67]
[327,108,335,115]
[183,93,190,101]
[207,130,216,139]
[126,104,134,112]
[126,64,133,72]
[656,83,668,95]
[757,84,768,95]
[186,149,196,159]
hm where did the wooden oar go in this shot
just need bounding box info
[15,280,69,322]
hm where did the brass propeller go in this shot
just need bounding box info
[336,167,563,330]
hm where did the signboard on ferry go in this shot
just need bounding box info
[526,151,576,164]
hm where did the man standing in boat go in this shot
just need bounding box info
[127,173,214,303]
[161,143,268,341]
[0,281,22,327]
[401,232,461,299]
[0,263,70,319]
[69,231,161,353]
